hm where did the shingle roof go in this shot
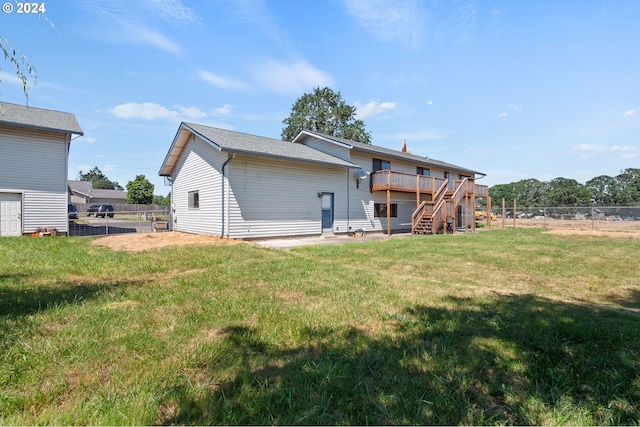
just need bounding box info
[298,131,484,176]
[68,180,126,199]
[159,123,359,176]
[0,102,83,135]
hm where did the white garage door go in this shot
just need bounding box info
[0,193,22,236]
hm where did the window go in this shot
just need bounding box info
[374,203,397,217]
[188,190,199,209]
[417,167,430,176]
[373,158,390,172]
[444,172,450,180]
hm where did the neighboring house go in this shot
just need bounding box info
[0,102,83,236]
[159,122,488,239]
[68,180,126,206]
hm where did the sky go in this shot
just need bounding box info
[1,0,638,195]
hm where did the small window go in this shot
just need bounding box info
[188,190,199,209]
[417,167,430,176]
[444,172,450,180]
[373,158,390,172]
[374,203,398,218]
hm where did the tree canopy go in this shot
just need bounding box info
[78,167,123,190]
[126,175,154,204]
[282,87,371,143]
[489,168,640,207]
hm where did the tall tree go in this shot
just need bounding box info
[585,175,624,205]
[616,168,640,205]
[78,166,123,190]
[282,87,371,143]
[126,175,154,204]
[545,178,591,207]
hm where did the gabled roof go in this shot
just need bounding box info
[0,102,83,135]
[159,122,359,176]
[68,180,126,200]
[294,130,484,176]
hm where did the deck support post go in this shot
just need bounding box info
[387,189,391,235]
[416,175,420,209]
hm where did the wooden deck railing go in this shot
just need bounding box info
[371,170,488,198]
[371,170,447,194]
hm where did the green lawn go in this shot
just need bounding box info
[1,229,639,425]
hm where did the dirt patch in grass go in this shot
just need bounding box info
[91,232,246,252]
[542,228,640,238]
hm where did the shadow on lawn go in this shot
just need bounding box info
[158,293,640,425]
[0,274,129,319]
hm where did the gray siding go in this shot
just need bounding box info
[0,126,69,234]
[299,136,352,162]
[227,154,347,239]
[171,135,226,235]
[23,191,68,233]
[0,127,68,191]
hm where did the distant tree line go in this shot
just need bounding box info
[489,168,640,207]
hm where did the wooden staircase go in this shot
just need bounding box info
[411,178,469,235]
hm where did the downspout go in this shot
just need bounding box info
[346,169,350,232]
[220,153,236,238]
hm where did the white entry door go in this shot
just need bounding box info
[321,192,334,233]
[0,193,22,236]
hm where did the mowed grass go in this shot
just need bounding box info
[1,229,639,425]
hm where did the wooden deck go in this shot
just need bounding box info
[370,170,488,198]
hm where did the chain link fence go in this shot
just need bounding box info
[485,204,640,233]
[68,208,171,237]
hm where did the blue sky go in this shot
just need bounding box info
[1,0,638,195]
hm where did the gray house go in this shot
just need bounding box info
[159,122,487,239]
[0,102,83,236]
[68,180,126,206]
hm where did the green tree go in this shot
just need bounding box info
[616,168,640,205]
[126,175,154,204]
[1,36,37,102]
[282,87,371,143]
[78,166,123,190]
[489,179,548,206]
[152,193,171,206]
[545,177,591,207]
[585,175,624,205]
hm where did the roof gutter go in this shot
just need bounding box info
[220,152,235,238]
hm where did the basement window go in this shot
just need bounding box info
[374,203,397,218]
[188,190,200,209]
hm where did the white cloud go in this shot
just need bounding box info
[498,103,521,117]
[109,102,178,120]
[76,2,184,55]
[252,59,334,96]
[570,143,638,160]
[128,24,182,55]
[355,101,398,119]
[198,70,250,91]
[211,104,233,116]
[342,0,424,46]
[624,109,636,116]
[178,106,207,119]
[144,0,200,26]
